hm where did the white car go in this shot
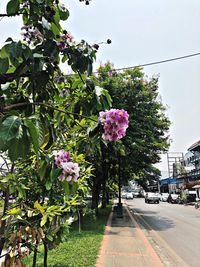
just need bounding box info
[126,192,133,199]
[122,191,127,199]
[160,193,169,202]
[145,192,160,204]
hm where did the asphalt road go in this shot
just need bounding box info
[125,198,200,267]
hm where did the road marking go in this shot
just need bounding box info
[125,205,164,267]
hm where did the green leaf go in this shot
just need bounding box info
[1,215,10,220]
[58,5,69,21]
[27,210,33,217]
[6,0,19,15]
[23,12,29,25]
[51,23,60,36]
[62,181,70,196]
[87,62,93,76]
[71,182,78,195]
[8,128,30,161]
[45,180,52,191]
[0,58,9,74]
[0,139,8,152]
[24,119,39,153]
[53,10,60,27]
[47,234,54,241]
[34,200,44,213]
[50,168,62,182]
[41,214,48,226]
[5,37,13,43]
[39,160,47,181]
[8,207,21,215]
[0,116,21,142]
[0,47,8,58]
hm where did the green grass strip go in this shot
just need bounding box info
[23,206,111,267]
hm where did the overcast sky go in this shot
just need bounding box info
[1,0,200,176]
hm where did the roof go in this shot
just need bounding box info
[188,140,200,152]
[192,185,200,189]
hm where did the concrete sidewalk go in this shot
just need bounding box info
[96,204,164,267]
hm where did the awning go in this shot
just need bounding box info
[192,185,200,189]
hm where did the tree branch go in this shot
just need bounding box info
[3,102,98,122]
[0,59,30,84]
[0,13,22,17]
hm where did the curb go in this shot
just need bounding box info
[95,210,113,267]
[125,204,164,267]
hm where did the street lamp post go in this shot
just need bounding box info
[117,155,123,218]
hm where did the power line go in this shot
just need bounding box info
[109,52,200,72]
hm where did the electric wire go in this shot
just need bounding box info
[96,52,200,73]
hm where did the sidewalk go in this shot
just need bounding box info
[96,204,164,267]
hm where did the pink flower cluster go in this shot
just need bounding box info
[56,31,74,52]
[58,162,80,182]
[21,25,43,44]
[55,150,70,167]
[99,109,129,141]
[54,150,80,182]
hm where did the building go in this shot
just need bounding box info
[159,177,177,193]
[167,141,200,197]
[159,141,200,197]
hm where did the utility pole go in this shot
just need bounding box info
[117,155,123,218]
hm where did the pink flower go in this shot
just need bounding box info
[56,41,66,52]
[99,109,129,141]
[58,162,80,182]
[55,150,70,167]
[54,150,80,183]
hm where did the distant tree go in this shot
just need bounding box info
[90,63,170,198]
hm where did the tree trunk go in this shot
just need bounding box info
[101,180,107,208]
[0,189,9,256]
[101,142,107,209]
[91,179,100,216]
[43,239,48,267]
[32,239,39,267]
[106,190,110,205]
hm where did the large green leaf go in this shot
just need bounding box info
[0,58,9,74]
[51,23,60,36]
[24,118,39,153]
[8,128,30,161]
[0,116,21,142]
[0,139,8,152]
[6,0,19,15]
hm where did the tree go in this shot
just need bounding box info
[0,1,113,266]
[90,63,170,199]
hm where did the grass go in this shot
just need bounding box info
[23,206,111,267]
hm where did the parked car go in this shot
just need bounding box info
[132,189,141,198]
[160,193,169,202]
[167,193,179,203]
[145,192,160,204]
[126,192,133,200]
[122,191,127,199]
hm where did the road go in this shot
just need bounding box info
[125,198,200,267]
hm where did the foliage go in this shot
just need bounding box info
[23,206,111,267]
[0,0,111,266]
[0,0,170,265]
[87,63,171,201]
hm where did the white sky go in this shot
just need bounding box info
[1,0,200,176]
